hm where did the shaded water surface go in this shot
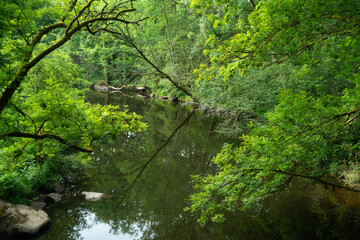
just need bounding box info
[37,92,360,240]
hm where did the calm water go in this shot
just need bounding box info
[36,92,360,240]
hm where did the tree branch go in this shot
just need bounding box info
[263,30,352,69]
[238,167,360,193]
[9,102,37,132]
[0,3,141,115]
[1,132,93,153]
[106,27,194,99]
[61,0,78,22]
[66,0,96,34]
[248,0,256,8]
[119,110,195,201]
[31,22,67,47]
[273,169,360,193]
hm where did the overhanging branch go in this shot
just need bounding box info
[263,30,352,69]
[273,169,360,193]
[1,132,93,153]
[236,167,360,193]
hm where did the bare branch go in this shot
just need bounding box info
[101,0,109,17]
[277,106,360,146]
[66,0,96,34]
[120,110,195,201]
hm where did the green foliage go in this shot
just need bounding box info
[136,0,205,95]
[187,86,360,224]
[0,155,85,203]
[1,0,360,229]
[0,0,147,202]
[70,0,205,98]
[187,0,360,224]
[65,32,140,85]
[0,51,147,202]
[193,0,359,119]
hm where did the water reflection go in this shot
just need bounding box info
[79,213,141,240]
[37,92,360,240]
[38,92,226,240]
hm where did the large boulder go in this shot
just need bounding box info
[0,200,50,237]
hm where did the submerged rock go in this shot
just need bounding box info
[0,200,50,237]
[81,192,104,201]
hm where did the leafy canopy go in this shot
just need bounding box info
[0,0,147,202]
[187,0,360,224]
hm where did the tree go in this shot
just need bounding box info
[68,0,204,99]
[117,0,202,99]
[192,0,357,118]
[187,0,360,224]
[0,0,148,114]
[0,0,147,202]
[64,30,142,85]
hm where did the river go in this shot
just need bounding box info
[35,91,360,240]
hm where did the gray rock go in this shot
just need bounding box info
[47,193,62,203]
[38,193,62,203]
[29,202,46,210]
[0,200,50,237]
[38,194,51,203]
[82,191,104,201]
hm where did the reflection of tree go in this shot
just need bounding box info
[119,109,196,202]
[39,200,89,240]
[81,92,227,239]
[40,92,360,240]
